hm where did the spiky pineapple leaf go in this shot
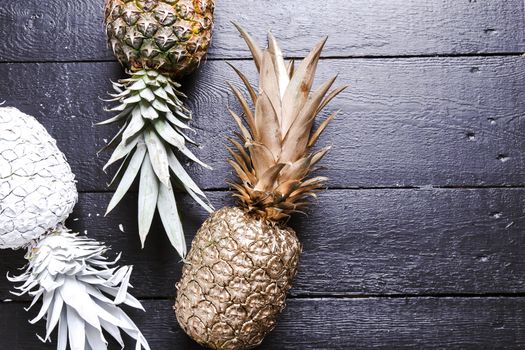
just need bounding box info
[167,149,213,213]
[228,108,252,141]
[281,37,327,134]
[281,75,337,162]
[103,133,140,171]
[228,82,256,132]
[268,32,290,98]
[122,106,145,143]
[317,85,348,115]
[157,184,186,257]
[167,149,206,198]
[152,99,170,113]
[140,101,159,120]
[259,50,282,122]
[232,21,263,71]
[138,154,159,248]
[129,79,147,91]
[309,111,339,148]
[144,128,170,187]
[100,69,213,254]
[254,163,285,191]
[255,92,281,157]
[226,62,258,104]
[153,86,169,100]
[105,143,147,215]
[153,119,210,170]
[166,111,192,130]
[248,141,275,178]
[223,25,345,221]
[123,94,142,104]
[96,106,133,125]
[8,228,150,350]
[139,88,155,102]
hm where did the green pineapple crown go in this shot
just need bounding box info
[99,69,213,257]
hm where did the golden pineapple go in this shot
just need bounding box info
[175,25,347,349]
[101,0,215,256]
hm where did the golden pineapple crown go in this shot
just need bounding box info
[227,24,347,222]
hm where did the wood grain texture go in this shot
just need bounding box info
[0,0,523,62]
[1,1,525,348]
[1,188,523,299]
[2,297,525,349]
[1,57,523,191]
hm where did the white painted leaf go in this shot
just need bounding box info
[57,310,68,350]
[100,319,124,348]
[66,308,86,350]
[46,293,64,339]
[60,278,101,331]
[85,324,108,350]
[29,289,54,324]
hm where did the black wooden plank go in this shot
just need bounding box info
[1,189,523,299]
[0,0,523,62]
[2,297,525,349]
[1,57,524,190]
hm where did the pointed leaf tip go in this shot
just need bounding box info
[232,23,262,71]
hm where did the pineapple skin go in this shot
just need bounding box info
[105,0,215,78]
[175,207,301,350]
[0,107,77,249]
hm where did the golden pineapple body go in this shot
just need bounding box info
[175,25,346,349]
[175,207,301,349]
[105,0,214,78]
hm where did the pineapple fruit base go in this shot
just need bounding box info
[175,207,301,350]
[0,107,77,249]
[105,0,215,78]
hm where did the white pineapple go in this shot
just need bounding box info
[0,107,76,248]
[0,107,149,350]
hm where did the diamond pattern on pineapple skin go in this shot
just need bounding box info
[0,107,77,249]
[105,0,214,78]
[175,207,302,350]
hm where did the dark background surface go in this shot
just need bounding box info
[1,0,525,348]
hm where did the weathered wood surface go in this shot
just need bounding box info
[2,297,525,349]
[0,0,523,62]
[1,188,523,300]
[1,0,525,348]
[1,56,524,191]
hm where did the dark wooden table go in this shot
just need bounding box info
[1,0,525,348]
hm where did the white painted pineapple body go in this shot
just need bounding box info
[0,107,150,349]
[0,107,77,249]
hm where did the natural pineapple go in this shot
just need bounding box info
[105,0,214,78]
[101,0,215,256]
[174,25,347,349]
[0,107,149,350]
